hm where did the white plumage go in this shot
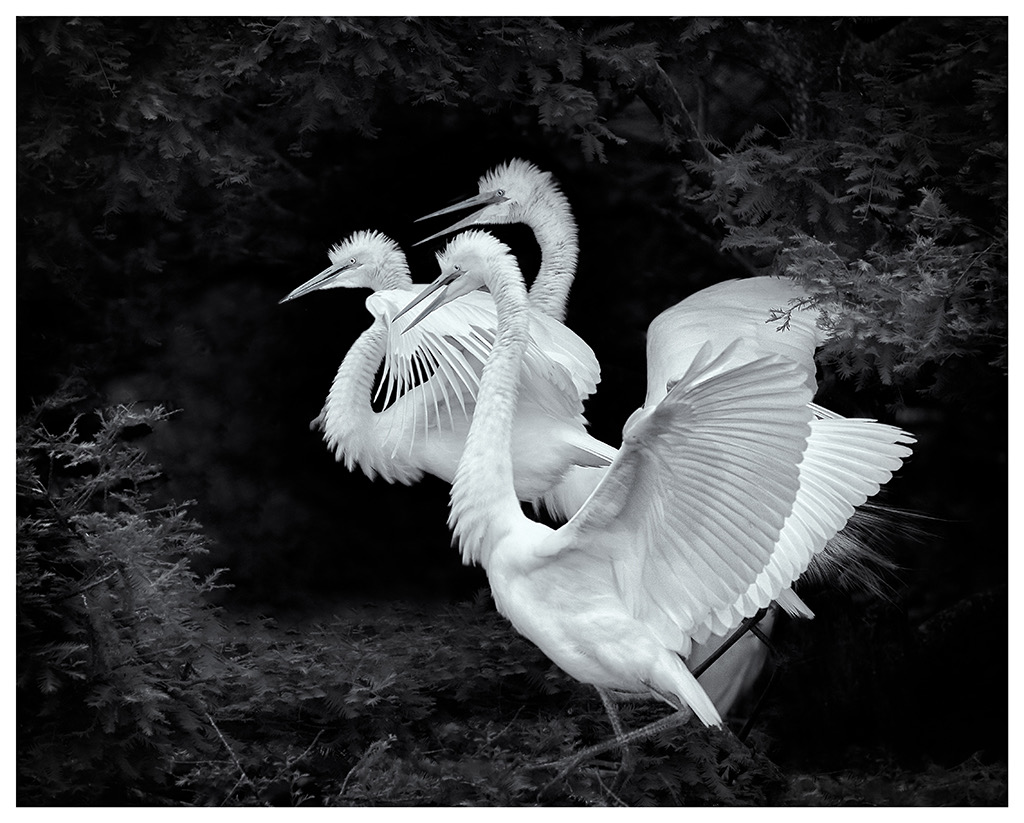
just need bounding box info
[285,162,913,728]
[401,230,914,731]
[415,160,919,719]
[279,230,615,512]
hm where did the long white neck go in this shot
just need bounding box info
[321,322,388,474]
[524,185,579,323]
[448,268,531,567]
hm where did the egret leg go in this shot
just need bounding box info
[537,704,697,795]
[595,687,635,792]
[737,667,777,742]
[533,687,634,791]
[536,609,774,793]
[693,607,781,743]
[692,608,769,678]
[729,611,781,741]
[748,620,775,650]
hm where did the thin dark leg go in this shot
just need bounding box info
[749,622,773,648]
[732,611,781,741]
[594,688,636,792]
[736,668,777,742]
[534,687,639,795]
[692,608,769,679]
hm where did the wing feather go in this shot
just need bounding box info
[421,330,479,410]
[690,416,914,644]
[365,288,602,443]
[549,346,815,656]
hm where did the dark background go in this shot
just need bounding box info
[17,16,1008,782]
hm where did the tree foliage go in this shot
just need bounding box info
[16,388,230,803]
[687,20,1006,388]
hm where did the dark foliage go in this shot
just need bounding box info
[16,389,230,804]
[18,17,1006,399]
[17,16,1007,805]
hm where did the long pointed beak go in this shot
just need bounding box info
[278,262,352,304]
[413,190,507,246]
[392,270,462,333]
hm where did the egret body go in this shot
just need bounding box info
[416,160,913,715]
[400,231,913,741]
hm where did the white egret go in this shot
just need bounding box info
[416,159,915,703]
[396,231,913,770]
[280,230,616,513]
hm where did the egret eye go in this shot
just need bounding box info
[453,264,461,272]
[496,189,505,197]
[350,258,356,265]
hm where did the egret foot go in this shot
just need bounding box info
[533,609,773,796]
[532,688,636,796]
[532,705,695,798]
[531,755,622,801]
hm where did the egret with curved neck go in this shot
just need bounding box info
[416,158,579,322]
[398,231,914,765]
[280,230,615,508]
[415,159,917,711]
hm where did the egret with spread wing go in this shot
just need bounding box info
[397,231,913,771]
[416,160,917,709]
[280,230,616,511]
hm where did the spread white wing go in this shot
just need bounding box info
[545,342,815,657]
[541,333,913,656]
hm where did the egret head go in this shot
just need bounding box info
[414,159,556,245]
[279,230,412,303]
[394,231,514,331]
